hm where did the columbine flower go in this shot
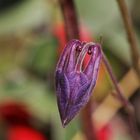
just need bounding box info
[55,39,102,127]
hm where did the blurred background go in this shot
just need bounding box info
[0,0,139,140]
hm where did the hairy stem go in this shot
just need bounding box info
[116,0,140,80]
[102,52,139,140]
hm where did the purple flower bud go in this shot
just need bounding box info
[55,39,102,127]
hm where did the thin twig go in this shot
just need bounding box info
[93,69,139,130]
[102,53,139,140]
[58,0,80,40]
[116,0,140,80]
[81,101,98,140]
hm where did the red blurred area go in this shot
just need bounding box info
[7,125,46,140]
[0,101,31,125]
[0,101,48,140]
[97,125,112,140]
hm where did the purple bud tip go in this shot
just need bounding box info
[55,39,102,127]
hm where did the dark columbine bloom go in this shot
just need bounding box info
[55,39,102,127]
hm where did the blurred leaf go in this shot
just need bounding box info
[26,36,57,76]
[0,70,55,121]
[0,0,51,34]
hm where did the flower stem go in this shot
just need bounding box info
[58,0,80,40]
[81,101,98,140]
[116,0,140,80]
[102,52,139,140]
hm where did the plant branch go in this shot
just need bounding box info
[102,53,139,140]
[58,0,80,40]
[116,0,140,80]
[93,69,139,130]
[81,101,98,140]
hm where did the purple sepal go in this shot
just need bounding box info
[55,39,102,127]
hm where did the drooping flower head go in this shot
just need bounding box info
[55,39,102,127]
